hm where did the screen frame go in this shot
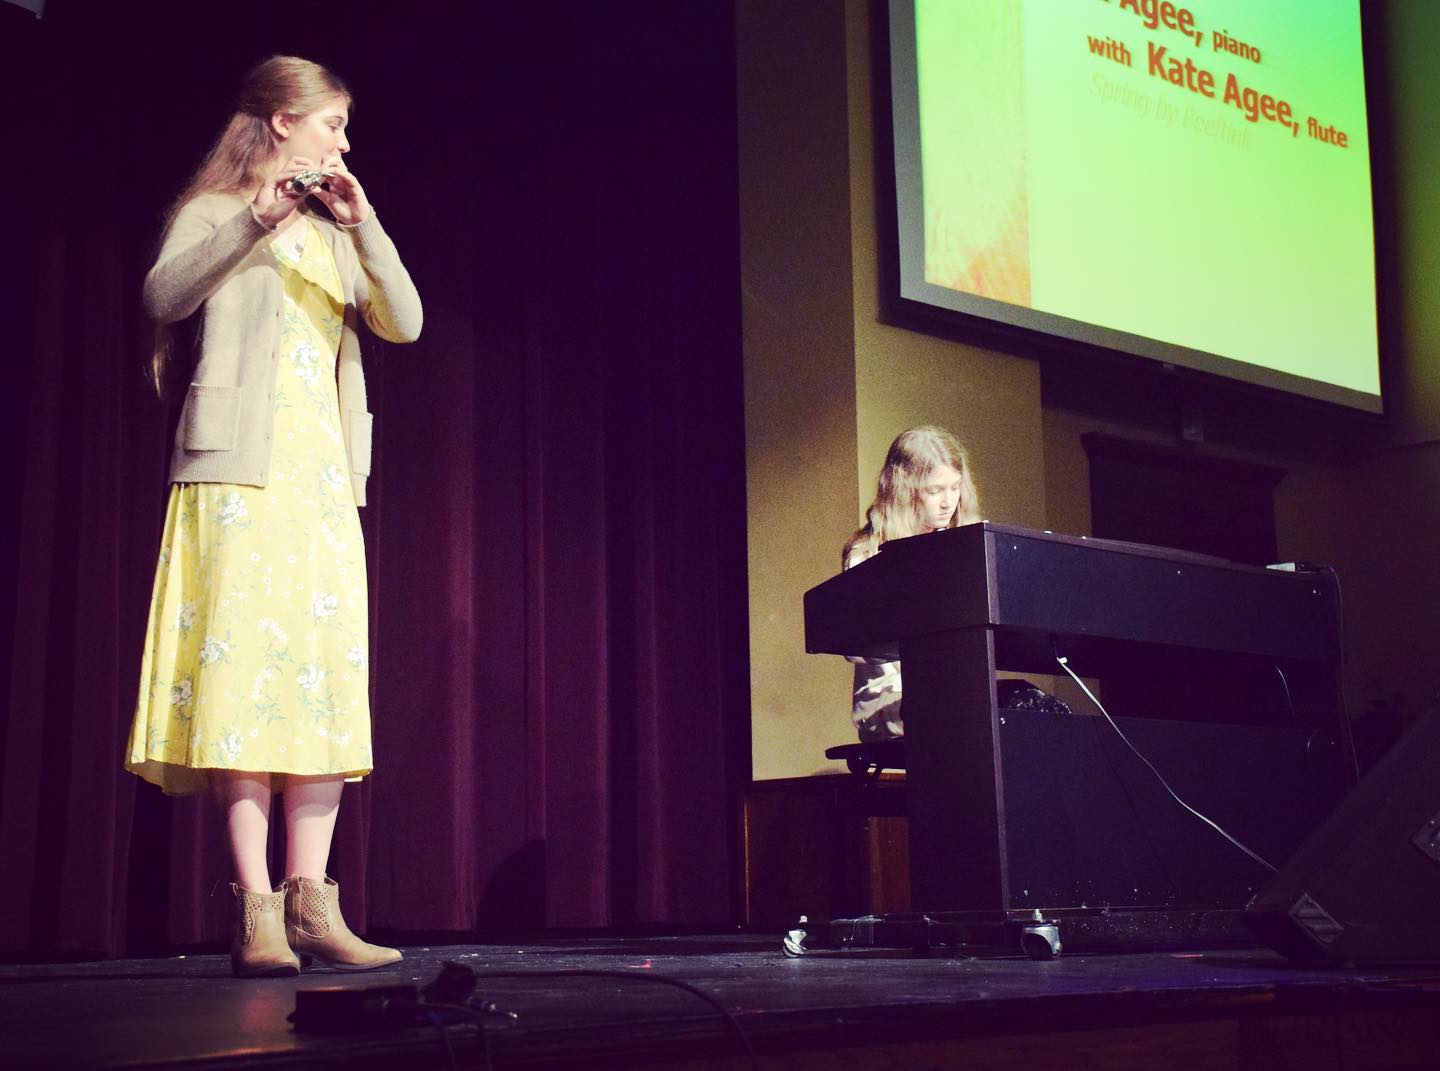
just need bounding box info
[879,0,1388,416]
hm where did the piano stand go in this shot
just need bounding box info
[783,906,1258,959]
[803,523,1347,954]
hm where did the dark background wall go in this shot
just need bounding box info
[0,0,750,956]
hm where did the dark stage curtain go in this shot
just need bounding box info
[0,2,749,956]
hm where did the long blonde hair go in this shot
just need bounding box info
[149,55,351,396]
[844,426,980,565]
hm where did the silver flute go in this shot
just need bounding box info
[290,170,333,194]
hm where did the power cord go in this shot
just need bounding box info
[465,968,760,1071]
[1053,646,1278,874]
[1273,663,1296,723]
[415,1000,499,1071]
[1322,565,1362,784]
[291,968,509,1071]
[418,1007,460,1071]
[292,961,758,1070]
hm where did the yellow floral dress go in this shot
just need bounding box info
[127,220,373,795]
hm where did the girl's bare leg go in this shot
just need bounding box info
[282,775,345,880]
[214,770,274,891]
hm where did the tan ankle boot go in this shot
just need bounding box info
[230,883,301,978]
[284,875,402,971]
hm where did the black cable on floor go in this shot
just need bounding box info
[467,968,759,1071]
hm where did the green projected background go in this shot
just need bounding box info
[899,0,1379,408]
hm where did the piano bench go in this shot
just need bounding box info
[826,749,908,912]
[825,739,906,778]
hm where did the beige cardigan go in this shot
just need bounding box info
[143,193,423,506]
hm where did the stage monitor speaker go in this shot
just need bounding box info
[1245,702,1440,964]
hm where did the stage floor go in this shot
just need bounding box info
[5,934,1440,1070]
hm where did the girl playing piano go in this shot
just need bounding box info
[841,426,980,740]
